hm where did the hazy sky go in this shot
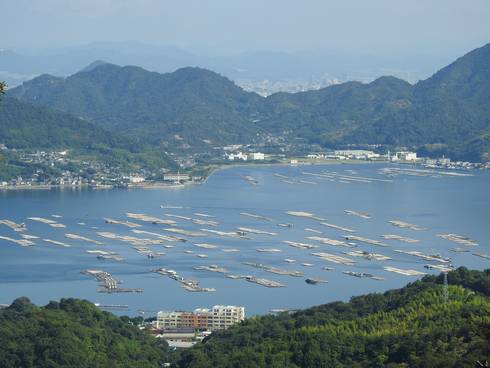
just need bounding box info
[1,0,490,56]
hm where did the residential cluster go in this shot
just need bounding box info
[0,147,175,189]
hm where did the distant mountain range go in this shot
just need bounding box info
[0,41,458,87]
[6,43,490,161]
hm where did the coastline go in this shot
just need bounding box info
[0,158,461,192]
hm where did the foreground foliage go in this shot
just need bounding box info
[0,298,168,368]
[174,268,490,368]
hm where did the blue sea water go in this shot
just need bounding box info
[0,163,489,316]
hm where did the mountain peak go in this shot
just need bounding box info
[79,60,111,73]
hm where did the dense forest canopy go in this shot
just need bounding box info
[173,267,490,368]
[0,298,168,368]
[0,268,488,367]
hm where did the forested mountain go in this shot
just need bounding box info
[0,269,488,367]
[0,298,168,368]
[174,268,490,368]
[262,43,490,161]
[8,43,490,161]
[0,96,175,171]
[9,64,265,148]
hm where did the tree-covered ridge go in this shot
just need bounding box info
[0,298,168,368]
[8,43,490,161]
[9,64,265,148]
[174,268,490,368]
[0,96,176,174]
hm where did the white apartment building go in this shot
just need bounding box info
[156,305,245,331]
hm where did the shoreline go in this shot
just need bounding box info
[0,159,476,192]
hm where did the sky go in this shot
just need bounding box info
[1,0,490,57]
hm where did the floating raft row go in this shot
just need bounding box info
[87,249,117,256]
[383,266,426,276]
[394,250,451,263]
[43,239,71,247]
[285,211,326,221]
[239,212,272,222]
[201,228,246,238]
[0,219,27,232]
[243,262,304,277]
[344,250,391,261]
[194,212,216,218]
[0,235,35,247]
[245,276,285,288]
[256,248,282,253]
[382,234,420,243]
[237,227,277,236]
[241,175,258,185]
[343,235,388,247]
[303,171,392,183]
[21,234,39,240]
[104,218,141,228]
[65,233,104,245]
[304,228,322,234]
[28,217,65,228]
[97,254,124,262]
[424,264,453,272]
[154,268,216,292]
[126,212,176,225]
[449,247,470,253]
[194,265,228,273]
[221,248,240,252]
[194,243,219,249]
[344,210,372,219]
[131,229,186,242]
[307,236,352,248]
[379,167,473,178]
[97,231,164,246]
[342,271,384,280]
[388,220,425,231]
[163,228,206,237]
[283,241,318,249]
[192,218,219,227]
[164,214,192,221]
[273,173,289,179]
[320,222,355,233]
[472,253,490,260]
[437,234,478,246]
[82,269,143,293]
[310,252,355,265]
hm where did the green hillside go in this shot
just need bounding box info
[0,96,175,176]
[9,64,265,149]
[8,43,490,161]
[0,269,488,367]
[0,298,168,368]
[174,268,490,368]
[262,44,490,161]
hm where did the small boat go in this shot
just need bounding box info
[305,278,327,285]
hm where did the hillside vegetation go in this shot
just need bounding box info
[174,268,490,368]
[0,96,176,176]
[0,269,488,367]
[0,298,168,368]
[8,43,490,161]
